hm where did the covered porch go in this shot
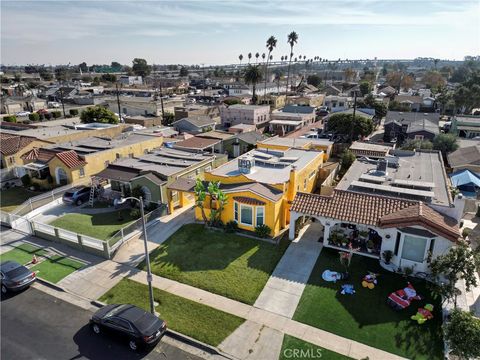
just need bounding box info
[166,178,196,214]
[290,213,383,259]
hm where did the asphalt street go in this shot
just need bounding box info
[1,287,203,360]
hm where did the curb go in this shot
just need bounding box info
[90,300,233,359]
[36,277,66,292]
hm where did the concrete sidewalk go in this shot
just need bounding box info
[254,222,323,318]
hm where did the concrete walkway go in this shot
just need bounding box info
[31,203,119,224]
[112,205,195,266]
[254,222,323,318]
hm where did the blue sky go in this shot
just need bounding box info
[1,0,479,65]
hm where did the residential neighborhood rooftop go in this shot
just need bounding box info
[210,148,322,184]
[258,136,333,148]
[336,150,452,206]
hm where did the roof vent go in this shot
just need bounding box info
[238,155,255,174]
[376,159,388,176]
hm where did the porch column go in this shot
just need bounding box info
[323,221,331,244]
[289,212,300,240]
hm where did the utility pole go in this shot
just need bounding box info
[350,91,357,142]
[201,63,206,97]
[154,65,166,125]
[115,82,122,121]
[59,86,66,118]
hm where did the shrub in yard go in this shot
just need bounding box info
[145,202,158,212]
[52,111,62,119]
[462,228,472,239]
[28,113,40,122]
[224,220,239,233]
[20,174,31,187]
[255,224,271,238]
[69,108,79,116]
[129,209,141,218]
[65,114,73,118]
[4,115,17,123]
[44,112,52,120]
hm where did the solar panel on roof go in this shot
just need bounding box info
[253,152,273,159]
[392,179,435,189]
[351,180,434,198]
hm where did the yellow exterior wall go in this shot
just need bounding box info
[194,191,282,236]
[4,140,52,169]
[194,150,324,237]
[47,136,163,185]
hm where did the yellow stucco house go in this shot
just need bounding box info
[169,143,325,237]
[256,136,333,161]
[0,133,52,171]
[21,133,163,186]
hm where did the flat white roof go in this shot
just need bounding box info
[351,180,435,198]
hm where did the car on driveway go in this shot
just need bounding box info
[1,260,36,294]
[90,304,167,351]
[37,109,49,115]
[62,186,93,206]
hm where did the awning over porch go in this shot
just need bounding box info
[23,162,48,171]
[167,178,196,193]
[290,190,461,242]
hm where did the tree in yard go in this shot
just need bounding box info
[194,179,228,227]
[363,94,387,118]
[80,106,118,124]
[340,149,356,173]
[401,139,433,150]
[132,58,151,77]
[255,52,260,63]
[285,31,299,100]
[388,100,411,112]
[244,65,262,104]
[432,133,459,156]
[162,112,175,126]
[423,70,446,90]
[343,68,356,82]
[306,74,321,87]
[78,62,88,72]
[359,81,372,96]
[247,52,252,63]
[263,35,277,101]
[444,308,480,360]
[111,61,122,70]
[238,54,243,65]
[327,113,374,141]
[101,74,116,82]
[28,113,40,122]
[39,69,53,81]
[430,240,480,307]
[179,66,189,77]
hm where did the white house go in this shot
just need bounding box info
[289,190,461,273]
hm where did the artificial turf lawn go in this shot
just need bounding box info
[0,243,48,265]
[293,248,444,360]
[139,224,289,305]
[99,278,244,346]
[279,335,352,360]
[0,187,44,213]
[49,209,138,240]
[31,255,85,283]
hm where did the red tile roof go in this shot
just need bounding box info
[290,190,460,242]
[233,196,266,206]
[55,150,86,169]
[0,133,38,155]
[22,147,58,163]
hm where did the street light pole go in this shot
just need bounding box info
[139,196,155,315]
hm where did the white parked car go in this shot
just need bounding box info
[47,102,60,108]
[15,111,31,117]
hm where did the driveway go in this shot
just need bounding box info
[254,221,323,318]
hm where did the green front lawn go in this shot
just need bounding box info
[31,255,85,283]
[279,335,352,360]
[0,243,48,265]
[100,278,244,346]
[139,224,289,305]
[293,248,443,360]
[49,209,138,240]
[0,187,43,213]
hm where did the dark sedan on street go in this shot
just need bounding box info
[90,304,167,351]
[1,261,36,294]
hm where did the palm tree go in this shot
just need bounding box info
[285,31,298,101]
[255,52,260,63]
[248,52,252,63]
[281,56,284,62]
[303,55,306,61]
[244,64,263,104]
[239,54,243,66]
[262,53,266,63]
[263,35,277,103]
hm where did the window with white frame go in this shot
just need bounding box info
[79,167,85,177]
[309,170,316,180]
[240,204,253,225]
[234,202,239,222]
[256,206,264,226]
[401,235,428,263]
[414,135,424,140]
